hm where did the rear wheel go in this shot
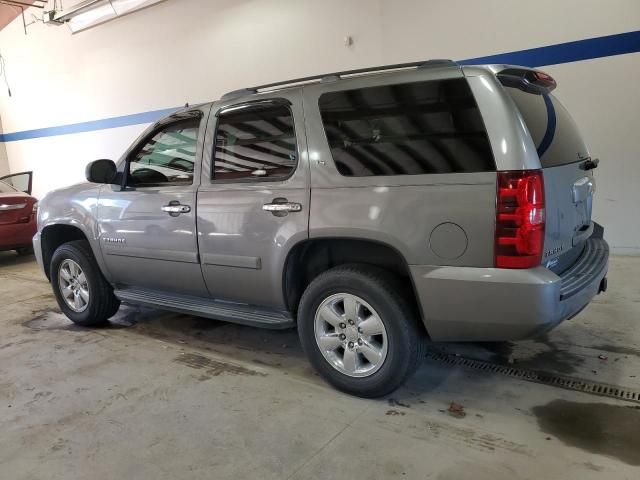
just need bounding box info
[298,265,425,398]
[50,240,120,326]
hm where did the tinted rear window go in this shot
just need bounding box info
[318,78,495,176]
[505,88,589,168]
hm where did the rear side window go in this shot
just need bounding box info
[505,88,588,168]
[213,103,297,181]
[318,78,495,176]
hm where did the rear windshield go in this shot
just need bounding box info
[505,87,589,168]
[318,78,495,176]
[0,180,17,193]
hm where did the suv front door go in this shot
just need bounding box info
[97,108,210,296]
[197,94,309,308]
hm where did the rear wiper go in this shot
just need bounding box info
[579,157,599,171]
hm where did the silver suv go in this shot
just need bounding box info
[33,61,609,397]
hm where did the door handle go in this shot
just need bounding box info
[161,203,191,216]
[0,203,27,211]
[262,201,302,214]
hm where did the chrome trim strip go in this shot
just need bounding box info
[0,203,27,211]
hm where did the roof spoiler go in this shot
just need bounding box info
[496,68,557,95]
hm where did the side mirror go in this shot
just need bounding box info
[86,159,117,184]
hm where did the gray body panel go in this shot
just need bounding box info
[543,164,594,265]
[411,232,608,341]
[307,179,496,267]
[33,63,609,341]
[97,183,208,296]
[35,182,110,279]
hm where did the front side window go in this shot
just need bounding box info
[128,118,200,187]
[213,103,297,181]
[318,78,495,176]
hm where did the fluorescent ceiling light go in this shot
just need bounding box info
[67,1,116,33]
[111,0,163,15]
[56,0,165,34]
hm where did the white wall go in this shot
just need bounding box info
[0,0,638,252]
[0,117,8,176]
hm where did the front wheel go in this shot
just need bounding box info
[50,240,120,326]
[297,265,425,398]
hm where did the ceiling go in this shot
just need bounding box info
[0,1,44,32]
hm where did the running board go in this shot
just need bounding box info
[114,288,295,329]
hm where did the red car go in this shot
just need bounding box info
[0,172,37,255]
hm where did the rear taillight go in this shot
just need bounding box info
[495,170,545,268]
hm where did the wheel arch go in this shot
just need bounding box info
[282,237,426,334]
[40,223,104,281]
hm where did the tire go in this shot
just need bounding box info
[50,240,120,326]
[297,265,425,398]
[16,246,33,255]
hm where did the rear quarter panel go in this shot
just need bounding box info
[308,178,496,266]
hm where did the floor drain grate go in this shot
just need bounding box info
[426,351,640,404]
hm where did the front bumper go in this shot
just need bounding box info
[410,233,609,342]
[32,231,46,276]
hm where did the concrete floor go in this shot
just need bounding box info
[1,253,639,480]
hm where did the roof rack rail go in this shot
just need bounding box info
[220,59,458,100]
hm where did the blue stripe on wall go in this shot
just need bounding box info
[458,29,640,67]
[0,107,181,142]
[1,30,639,143]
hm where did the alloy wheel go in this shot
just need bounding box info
[58,259,90,313]
[314,293,388,377]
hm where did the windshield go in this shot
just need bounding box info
[505,87,589,168]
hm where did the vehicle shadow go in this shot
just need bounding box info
[103,305,456,396]
[0,251,36,268]
[29,303,636,402]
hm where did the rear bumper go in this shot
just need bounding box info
[0,219,37,251]
[410,231,609,342]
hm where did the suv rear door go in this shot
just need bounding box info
[197,92,309,309]
[505,87,595,269]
